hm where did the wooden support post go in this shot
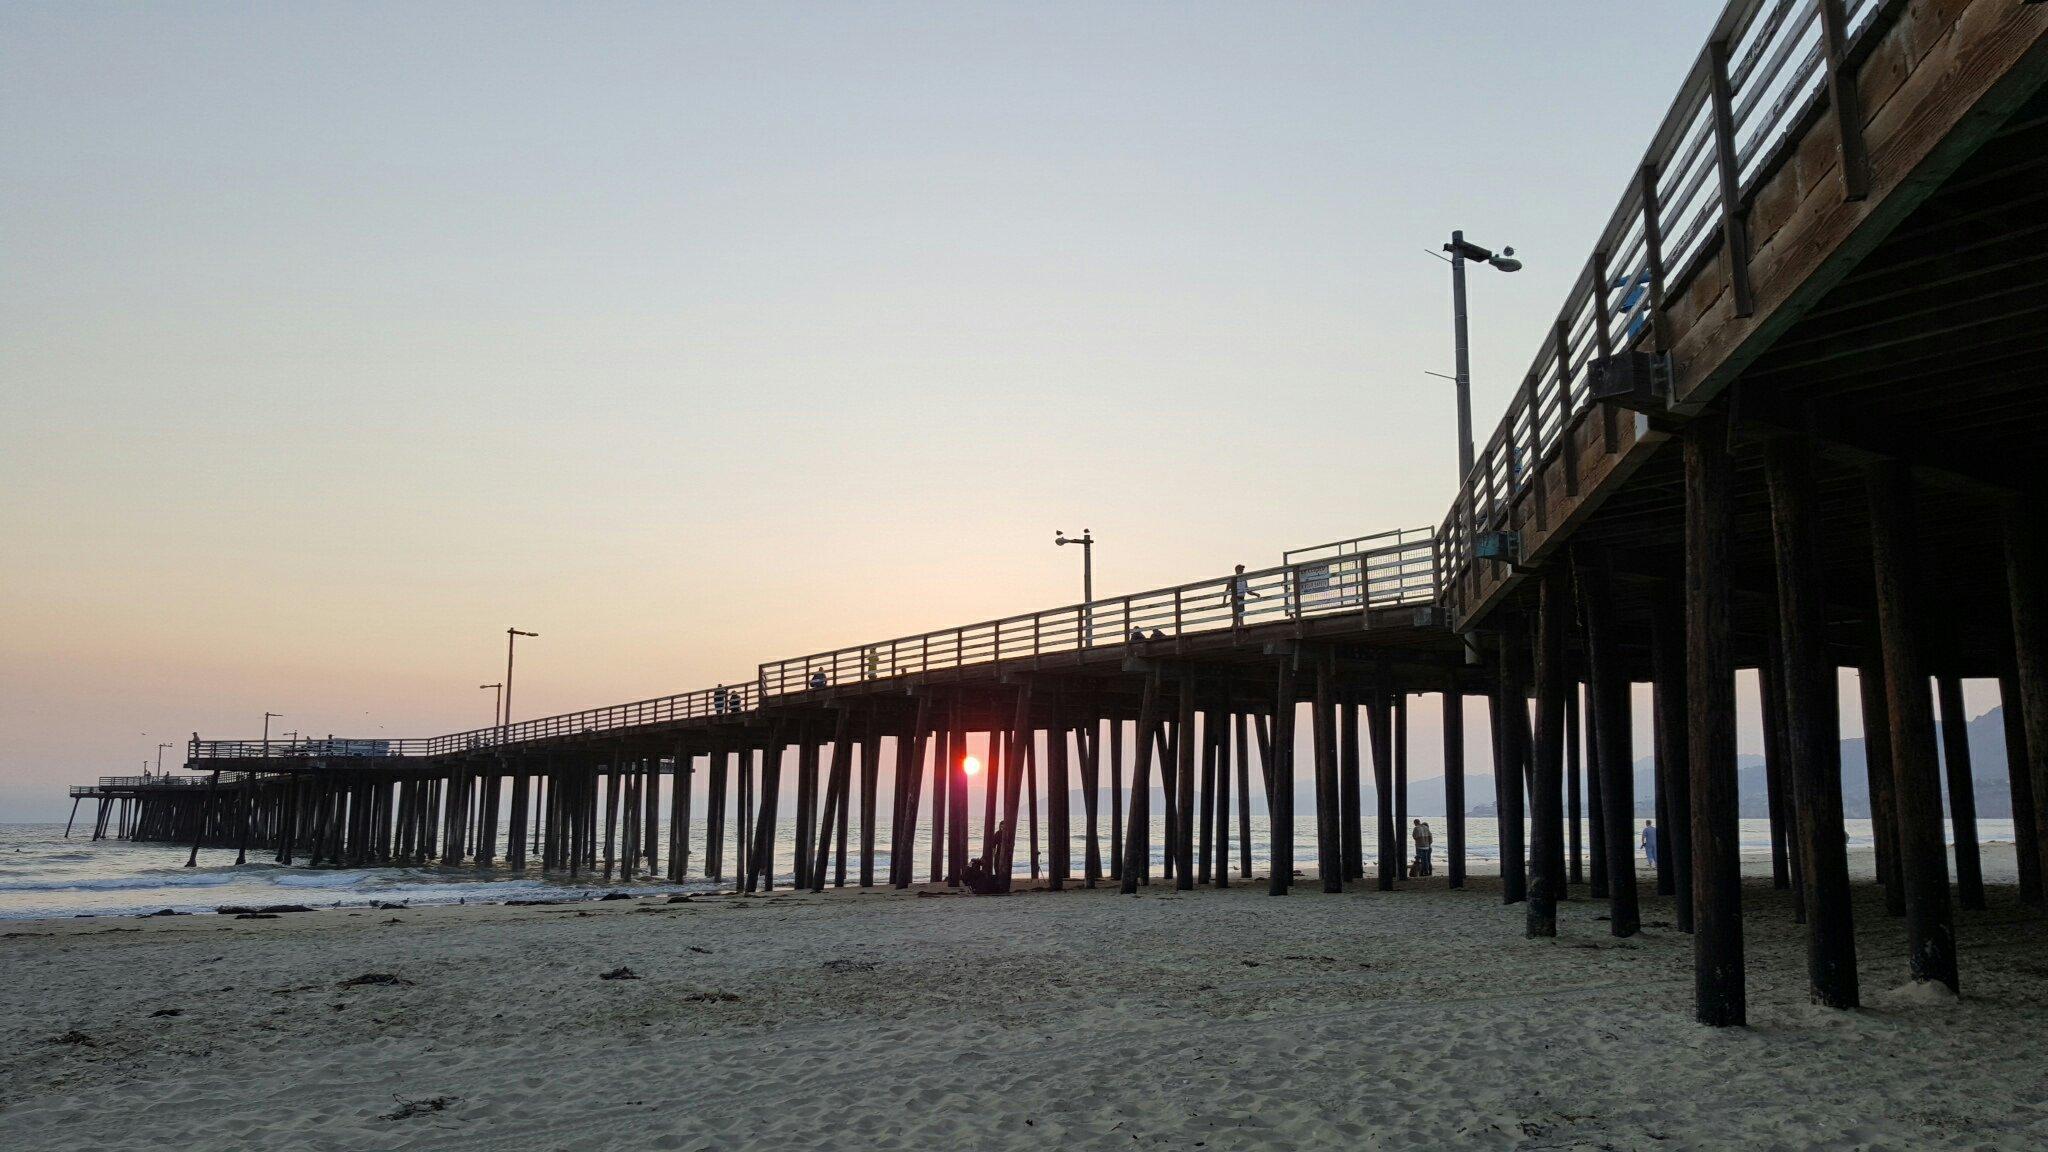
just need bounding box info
[1858,664,1904,914]
[1767,620,1810,923]
[1578,548,1637,938]
[684,746,700,877]
[1204,709,1220,889]
[646,759,664,876]
[948,701,969,886]
[1157,723,1177,882]
[1689,411,1744,1025]
[1764,435,1858,1007]
[751,735,786,892]
[928,715,948,885]
[2010,508,2048,906]
[795,730,818,889]
[1935,677,1986,912]
[1109,718,1125,881]
[1197,713,1215,886]
[1368,683,1396,892]
[1312,659,1341,893]
[1394,694,1409,880]
[1081,721,1102,887]
[186,768,220,867]
[1759,636,1794,895]
[1443,679,1466,889]
[603,764,620,881]
[1236,712,1253,879]
[1529,565,1570,937]
[1049,719,1071,891]
[1651,597,1694,933]
[997,682,1034,891]
[1495,629,1527,904]
[1025,733,1042,880]
[1868,461,1958,993]
[508,771,530,871]
[981,730,1003,866]
[1175,675,1198,891]
[1269,664,1295,896]
[859,729,880,888]
[1339,699,1363,881]
[2002,674,2043,907]
[812,710,853,894]
[1565,673,1583,886]
[892,696,930,889]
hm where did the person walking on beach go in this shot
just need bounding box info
[1412,819,1434,876]
[1641,819,1658,868]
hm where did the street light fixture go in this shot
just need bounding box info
[262,711,282,761]
[1055,529,1094,645]
[503,629,538,743]
[1442,230,1521,484]
[481,682,504,728]
[156,742,173,776]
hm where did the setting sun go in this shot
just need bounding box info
[961,755,982,777]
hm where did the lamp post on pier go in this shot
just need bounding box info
[1443,230,1521,484]
[156,742,173,776]
[262,711,282,761]
[503,630,538,743]
[481,682,504,728]
[1056,529,1094,645]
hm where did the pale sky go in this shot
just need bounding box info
[3,2,1999,819]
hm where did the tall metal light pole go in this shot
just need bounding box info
[156,742,173,775]
[481,682,504,727]
[262,711,282,763]
[503,629,538,742]
[1056,529,1094,645]
[1443,231,1521,483]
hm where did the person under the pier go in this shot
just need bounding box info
[1641,819,1658,868]
[1412,820,1433,876]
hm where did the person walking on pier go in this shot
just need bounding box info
[1412,820,1433,876]
[1230,564,1263,627]
[1641,819,1658,869]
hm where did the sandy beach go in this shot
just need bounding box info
[5,845,2044,1151]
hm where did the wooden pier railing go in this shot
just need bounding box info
[1435,0,1895,623]
[185,528,1435,762]
[753,529,1436,698]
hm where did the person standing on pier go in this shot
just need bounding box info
[1230,564,1262,627]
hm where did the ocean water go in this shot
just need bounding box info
[0,816,2013,920]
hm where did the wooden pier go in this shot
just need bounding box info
[67,0,2048,1027]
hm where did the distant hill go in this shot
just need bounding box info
[1071,706,2021,820]
[1466,705,2019,819]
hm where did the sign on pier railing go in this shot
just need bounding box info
[1436,0,1886,608]
[755,529,1436,697]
